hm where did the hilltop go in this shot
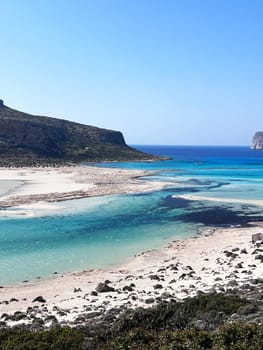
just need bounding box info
[0,100,161,166]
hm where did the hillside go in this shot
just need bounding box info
[0,100,160,166]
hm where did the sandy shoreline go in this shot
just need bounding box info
[1,166,263,328]
[175,193,263,206]
[0,166,170,210]
[1,222,263,327]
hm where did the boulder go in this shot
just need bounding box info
[32,296,46,303]
[96,282,115,293]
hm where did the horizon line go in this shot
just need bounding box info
[130,144,251,147]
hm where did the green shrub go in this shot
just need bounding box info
[0,328,85,350]
[212,323,263,350]
[110,293,247,334]
[0,294,251,350]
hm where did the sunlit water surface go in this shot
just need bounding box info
[1,146,263,285]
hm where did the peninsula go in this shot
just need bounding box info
[0,100,161,166]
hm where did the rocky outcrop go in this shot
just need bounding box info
[0,100,161,165]
[251,132,263,150]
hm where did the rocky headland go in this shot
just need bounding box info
[0,100,165,166]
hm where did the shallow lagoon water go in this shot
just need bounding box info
[0,193,198,285]
[1,146,263,285]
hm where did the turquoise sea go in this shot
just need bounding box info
[1,146,263,286]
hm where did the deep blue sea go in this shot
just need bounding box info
[1,145,263,285]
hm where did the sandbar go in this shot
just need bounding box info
[0,166,170,209]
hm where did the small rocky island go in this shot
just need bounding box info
[251,132,263,150]
[0,100,162,166]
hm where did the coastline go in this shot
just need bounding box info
[1,165,263,328]
[0,166,171,210]
[175,193,263,206]
[1,222,263,327]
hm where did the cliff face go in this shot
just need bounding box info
[0,101,157,165]
[251,132,263,150]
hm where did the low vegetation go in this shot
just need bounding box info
[1,293,259,349]
[0,101,161,165]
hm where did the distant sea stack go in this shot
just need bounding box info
[251,132,263,150]
[0,100,163,166]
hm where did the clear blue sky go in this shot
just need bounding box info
[0,0,263,145]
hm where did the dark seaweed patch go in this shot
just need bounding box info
[162,187,199,194]
[181,178,215,186]
[202,182,229,191]
[160,196,193,209]
[161,181,229,196]
[176,206,263,226]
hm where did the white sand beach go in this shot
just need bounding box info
[175,193,263,206]
[0,166,170,211]
[1,222,263,327]
[1,166,263,327]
